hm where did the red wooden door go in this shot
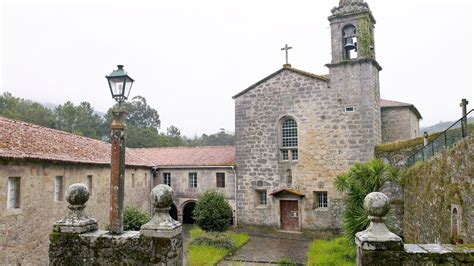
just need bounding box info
[280,200,299,231]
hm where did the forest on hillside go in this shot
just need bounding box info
[0,92,234,148]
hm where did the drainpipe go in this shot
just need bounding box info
[231,165,238,226]
[150,166,158,215]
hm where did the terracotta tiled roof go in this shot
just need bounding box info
[134,146,235,167]
[380,99,422,119]
[0,116,150,167]
[0,117,236,167]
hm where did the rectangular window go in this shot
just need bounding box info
[87,175,93,196]
[344,106,355,112]
[7,177,21,209]
[153,172,159,187]
[291,149,298,161]
[315,191,328,208]
[188,173,197,188]
[282,150,289,160]
[258,190,267,205]
[144,173,148,186]
[216,173,225,188]
[163,172,171,186]
[131,173,135,188]
[54,176,64,201]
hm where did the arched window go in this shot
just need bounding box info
[280,117,298,161]
[343,24,357,60]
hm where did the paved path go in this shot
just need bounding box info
[219,229,311,265]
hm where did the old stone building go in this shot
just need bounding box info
[381,99,422,143]
[134,146,236,224]
[0,116,235,264]
[233,0,421,231]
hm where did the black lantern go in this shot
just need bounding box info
[105,65,134,104]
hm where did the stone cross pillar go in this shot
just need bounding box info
[53,183,97,233]
[355,192,403,266]
[109,109,127,234]
[460,98,469,137]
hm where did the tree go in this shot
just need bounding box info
[193,190,233,232]
[184,130,234,146]
[54,101,104,139]
[0,92,55,128]
[106,96,160,129]
[334,159,399,242]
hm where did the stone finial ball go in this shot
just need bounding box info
[151,184,174,208]
[66,183,90,206]
[363,192,390,217]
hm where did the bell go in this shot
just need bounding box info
[344,38,356,51]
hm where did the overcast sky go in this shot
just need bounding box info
[1,0,473,137]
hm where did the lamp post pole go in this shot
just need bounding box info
[105,65,134,235]
[109,110,127,234]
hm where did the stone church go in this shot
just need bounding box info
[233,0,421,231]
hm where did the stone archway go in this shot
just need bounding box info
[169,203,178,221]
[182,201,196,224]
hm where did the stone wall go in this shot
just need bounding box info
[402,135,474,244]
[375,137,425,168]
[381,107,420,143]
[154,167,236,223]
[0,160,151,265]
[49,231,183,265]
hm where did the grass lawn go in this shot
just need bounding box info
[306,237,356,266]
[187,227,249,266]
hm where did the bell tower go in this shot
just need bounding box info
[326,0,382,162]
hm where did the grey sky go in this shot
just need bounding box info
[1,0,473,137]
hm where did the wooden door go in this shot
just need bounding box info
[280,200,299,231]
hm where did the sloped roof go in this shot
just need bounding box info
[269,188,305,197]
[134,146,235,167]
[380,99,422,119]
[232,65,329,99]
[0,116,150,166]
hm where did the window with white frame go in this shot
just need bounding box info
[163,172,171,186]
[281,117,298,161]
[188,173,197,188]
[313,191,328,208]
[7,177,21,209]
[54,176,64,201]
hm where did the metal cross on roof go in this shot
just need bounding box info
[281,44,292,65]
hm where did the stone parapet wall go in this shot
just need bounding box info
[358,244,474,265]
[402,135,474,244]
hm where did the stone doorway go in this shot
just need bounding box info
[280,200,299,231]
[169,203,178,221]
[183,201,196,224]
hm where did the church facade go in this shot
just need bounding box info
[233,0,421,231]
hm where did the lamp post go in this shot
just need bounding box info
[105,65,134,234]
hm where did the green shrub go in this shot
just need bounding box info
[334,159,399,242]
[189,232,235,250]
[123,205,150,231]
[306,237,355,266]
[193,190,233,232]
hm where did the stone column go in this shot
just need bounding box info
[53,183,98,233]
[355,192,403,266]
